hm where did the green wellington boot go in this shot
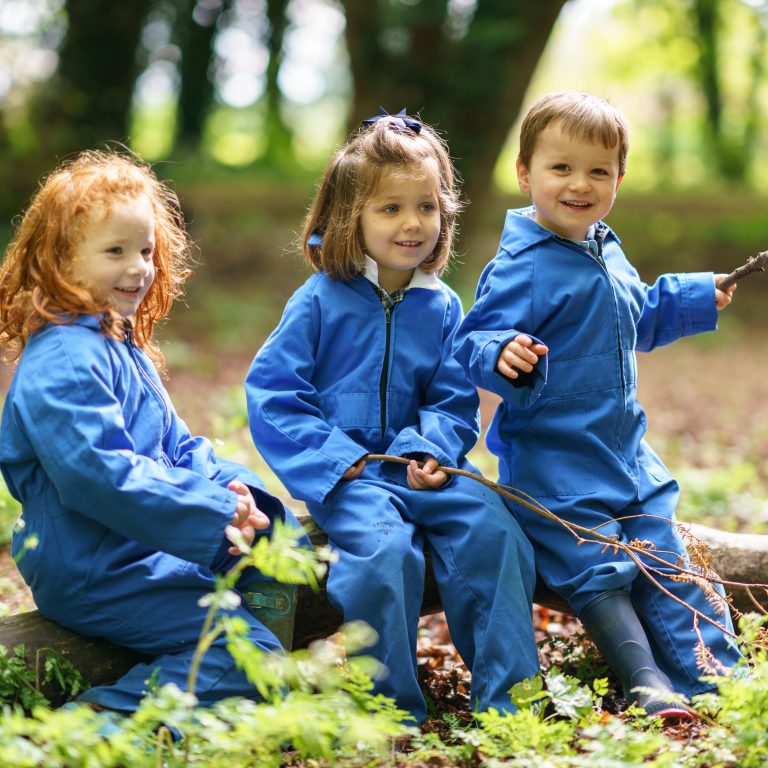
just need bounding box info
[244,583,298,651]
[579,590,696,721]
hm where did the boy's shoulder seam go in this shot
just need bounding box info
[496,243,537,263]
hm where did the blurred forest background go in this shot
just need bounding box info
[2,0,767,325]
[0,0,766,533]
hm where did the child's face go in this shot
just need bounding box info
[516,122,623,241]
[360,161,441,293]
[70,195,156,318]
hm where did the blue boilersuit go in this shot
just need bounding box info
[453,208,742,697]
[0,315,306,712]
[246,270,539,722]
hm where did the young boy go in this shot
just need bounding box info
[453,91,742,719]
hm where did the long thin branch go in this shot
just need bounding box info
[364,453,768,636]
[366,455,728,581]
[718,250,768,290]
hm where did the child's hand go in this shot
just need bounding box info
[407,456,448,491]
[496,334,549,380]
[227,480,270,553]
[342,459,366,480]
[714,274,737,310]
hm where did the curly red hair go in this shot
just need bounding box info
[0,149,191,368]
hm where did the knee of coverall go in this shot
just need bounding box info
[329,520,425,609]
[308,477,427,623]
[418,471,538,601]
[509,491,644,613]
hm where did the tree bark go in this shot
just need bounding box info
[0,521,764,707]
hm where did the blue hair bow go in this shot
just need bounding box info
[361,108,421,135]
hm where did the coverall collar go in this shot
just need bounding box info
[500,206,621,255]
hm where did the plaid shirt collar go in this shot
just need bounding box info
[371,282,405,309]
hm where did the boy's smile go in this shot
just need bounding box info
[516,122,622,241]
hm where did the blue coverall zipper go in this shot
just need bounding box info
[379,302,395,440]
[592,233,626,394]
[562,231,626,399]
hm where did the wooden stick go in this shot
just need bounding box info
[718,250,768,290]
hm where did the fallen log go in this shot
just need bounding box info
[0,520,764,706]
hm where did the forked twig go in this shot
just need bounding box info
[745,587,768,616]
[364,453,768,645]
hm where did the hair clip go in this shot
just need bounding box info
[361,108,421,135]
[307,232,324,246]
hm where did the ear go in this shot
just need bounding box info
[612,174,624,203]
[516,158,530,195]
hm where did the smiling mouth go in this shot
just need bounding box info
[115,286,141,294]
[562,201,591,209]
[396,240,423,247]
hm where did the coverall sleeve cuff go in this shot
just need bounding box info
[386,430,454,469]
[480,333,548,408]
[246,484,287,529]
[679,272,719,335]
[316,426,368,504]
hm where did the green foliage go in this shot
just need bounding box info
[0,645,48,712]
[0,524,413,767]
[36,650,83,703]
[540,628,612,684]
[0,477,21,548]
[4,526,768,765]
[676,461,767,532]
[0,644,82,713]
[397,640,768,768]
[699,615,768,768]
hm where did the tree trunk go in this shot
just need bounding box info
[175,0,231,151]
[34,0,153,154]
[0,521,763,707]
[262,0,295,167]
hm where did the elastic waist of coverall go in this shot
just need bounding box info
[541,349,636,397]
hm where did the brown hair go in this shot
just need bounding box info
[301,114,462,281]
[518,91,630,177]
[0,149,191,367]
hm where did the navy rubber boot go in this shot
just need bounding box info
[579,591,696,722]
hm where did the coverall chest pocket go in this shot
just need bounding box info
[318,393,379,428]
[510,398,596,497]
